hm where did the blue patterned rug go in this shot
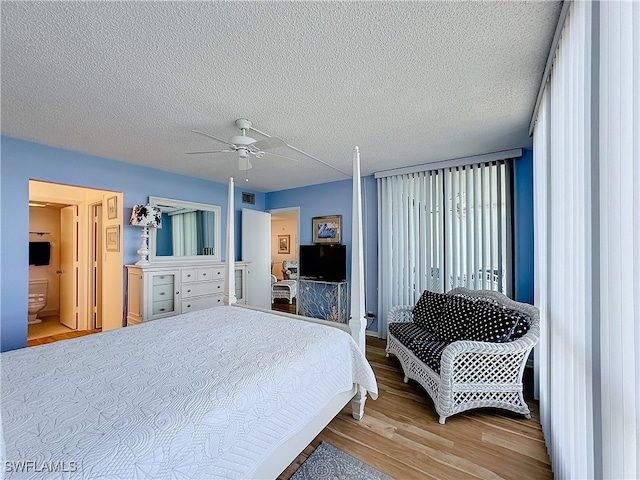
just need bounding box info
[291,441,394,480]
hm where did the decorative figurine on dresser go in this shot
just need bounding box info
[125,197,248,325]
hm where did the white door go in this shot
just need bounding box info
[60,205,78,329]
[242,208,271,309]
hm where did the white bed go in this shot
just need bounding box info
[1,147,373,479]
[1,306,376,479]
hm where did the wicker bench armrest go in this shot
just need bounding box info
[439,335,536,385]
[387,305,414,324]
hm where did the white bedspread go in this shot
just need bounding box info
[1,306,377,479]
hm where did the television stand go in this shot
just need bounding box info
[298,279,348,323]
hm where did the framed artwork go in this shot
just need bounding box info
[107,196,118,219]
[312,215,342,244]
[106,225,120,252]
[278,234,290,254]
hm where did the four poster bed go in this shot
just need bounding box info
[1,148,375,479]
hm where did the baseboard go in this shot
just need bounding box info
[365,330,379,338]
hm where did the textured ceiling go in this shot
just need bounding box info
[1,1,561,192]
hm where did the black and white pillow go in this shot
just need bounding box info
[408,338,449,374]
[389,322,438,346]
[412,290,448,332]
[434,295,474,342]
[506,313,530,341]
[464,301,520,343]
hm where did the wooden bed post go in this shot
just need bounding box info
[224,177,237,305]
[349,146,368,420]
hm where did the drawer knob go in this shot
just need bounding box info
[187,289,191,293]
[159,292,165,296]
[187,304,191,308]
[159,308,165,312]
[187,274,192,277]
[203,273,207,276]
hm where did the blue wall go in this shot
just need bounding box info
[0,136,264,351]
[513,149,534,304]
[1,136,535,350]
[266,175,379,331]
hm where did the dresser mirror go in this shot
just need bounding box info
[148,196,222,263]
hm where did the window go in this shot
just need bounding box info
[377,159,513,336]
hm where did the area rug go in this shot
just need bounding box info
[291,441,394,480]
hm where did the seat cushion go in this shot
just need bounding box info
[407,338,449,375]
[388,322,436,346]
[412,290,448,331]
[388,322,448,375]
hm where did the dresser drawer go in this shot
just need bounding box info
[181,294,222,312]
[210,266,224,280]
[152,299,175,315]
[152,274,174,286]
[197,267,214,281]
[152,283,174,301]
[182,280,223,298]
[181,269,198,283]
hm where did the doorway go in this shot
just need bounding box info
[27,180,123,344]
[269,207,299,314]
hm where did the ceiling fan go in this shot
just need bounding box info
[186,118,299,171]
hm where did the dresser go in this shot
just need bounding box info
[126,261,248,325]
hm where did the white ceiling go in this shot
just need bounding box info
[1,1,561,193]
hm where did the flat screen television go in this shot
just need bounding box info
[29,241,51,266]
[299,244,347,282]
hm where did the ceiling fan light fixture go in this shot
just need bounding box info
[237,147,249,159]
[187,118,299,172]
[239,156,252,171]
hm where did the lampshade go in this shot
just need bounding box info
[129,205,162,228]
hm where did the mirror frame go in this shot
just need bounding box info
[148,196,222,263]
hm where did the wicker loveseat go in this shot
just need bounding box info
[386,287,539,424]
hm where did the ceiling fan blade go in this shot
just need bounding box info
[261,151,299,166]
[191,130,236,148]
[250,136,286,151]
[185,149,234,155]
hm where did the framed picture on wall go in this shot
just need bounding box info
[312,215,341,244]
[107,196,117,219]
[278,234,290,254]
[106,225,120,252]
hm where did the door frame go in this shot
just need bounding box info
[268,206,300,312]
[29,180,123,332]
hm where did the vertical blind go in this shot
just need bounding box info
[534,2,596,477]
[377,160,512,338]
[598,1,639,477]
[532,1,639,478]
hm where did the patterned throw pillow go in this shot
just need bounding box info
[433,295,474,342]
[506,313,530,341]
[412,290,448,332]
[464,301,521,343]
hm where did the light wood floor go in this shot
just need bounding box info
[279,337,552,480]
[27,323,101,347]
[27,315,75,340]
[26,328,552,478]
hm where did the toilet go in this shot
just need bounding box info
[28,279,48,324]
